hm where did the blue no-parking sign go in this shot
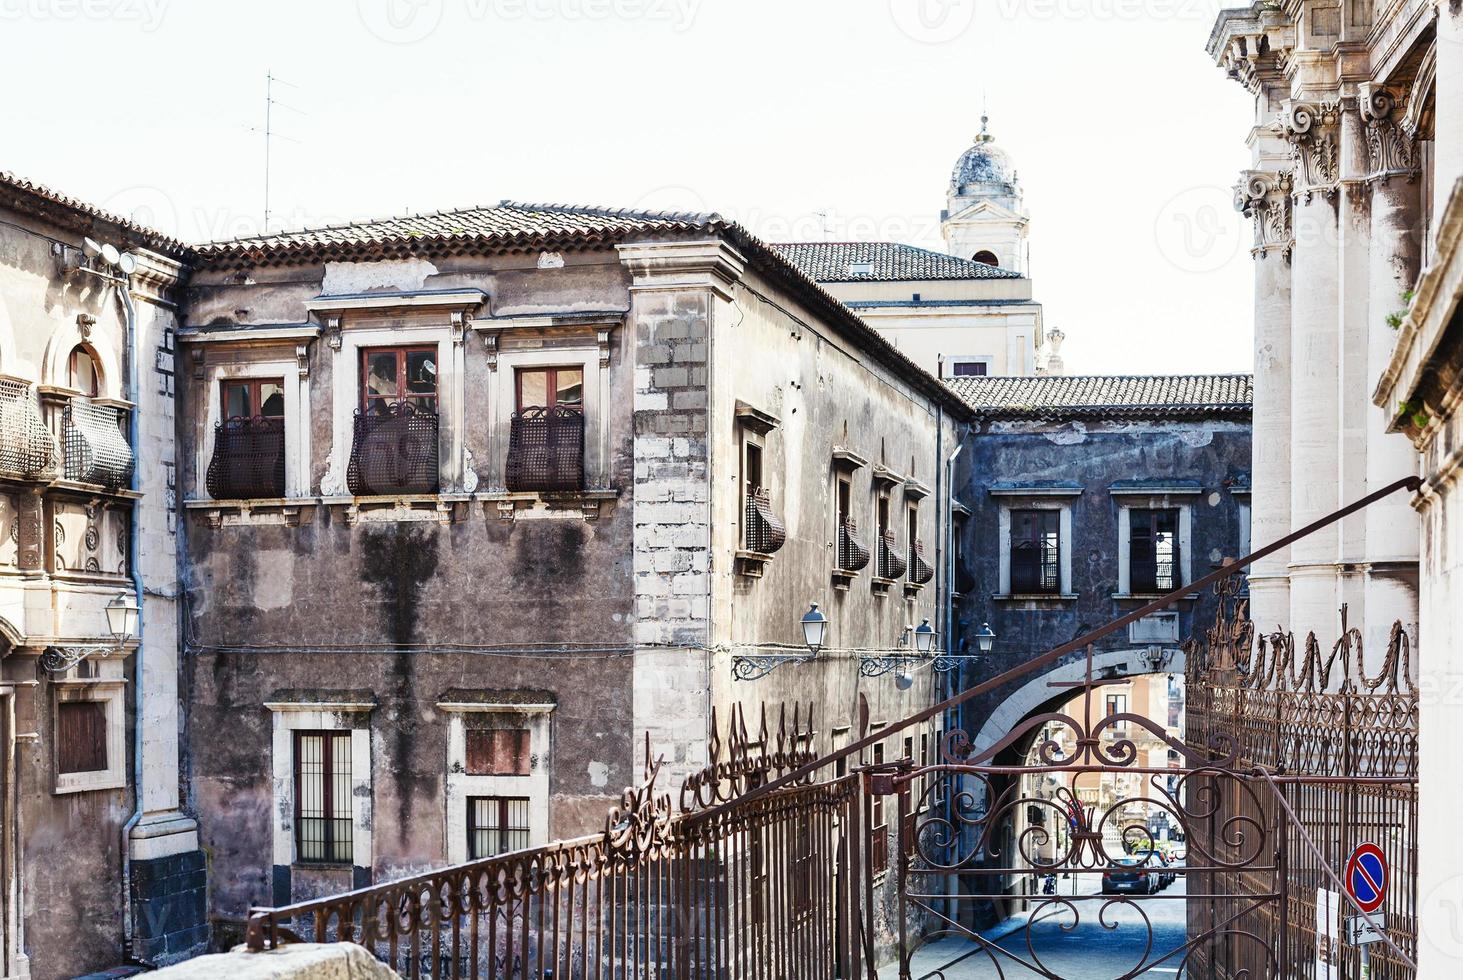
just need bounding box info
[1345,842,1388,915]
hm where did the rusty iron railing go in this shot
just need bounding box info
[506,406,584,493]
[241,476,1423,980]
[837,517,869,573]
[63,397,133,489]
[0,377,56,479]
[347,402,439,496]
[742,487,785,555]
[207,417,286,499]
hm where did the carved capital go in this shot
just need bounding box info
[1235,170,1293,258]
[1360,86,1419,183]
[1277,101,1341,201]
[481,328,501,372]
[323,314,343,351]
[295,343,310,380]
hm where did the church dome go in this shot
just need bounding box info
[950,115,1017,195]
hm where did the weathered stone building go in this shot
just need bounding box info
[939,373,1252,922]
[0,173,207,976]
[173,203,968,934]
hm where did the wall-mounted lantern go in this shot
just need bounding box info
[732,602,827,682]
[41,590,140,674]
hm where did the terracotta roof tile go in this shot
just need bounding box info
[947,374,1253,419]
[0,170,188,255]
[769,241,1022,282]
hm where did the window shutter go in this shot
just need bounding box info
[57,700,108,774]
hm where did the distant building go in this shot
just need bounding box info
[774,116,1051,381]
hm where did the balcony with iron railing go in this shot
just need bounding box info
[736,486,786,576]
[346,402,440,496]
[832,516,870,589]
[61,397,133,490]
[874,528,907,594]
[207,417,286,500]
[506,406,584,493]
[0,377,57,481]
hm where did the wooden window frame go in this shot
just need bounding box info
[514,365,585,411]
[467,795,531,860]
[68,346,100,397]
[57,699,108,774]
[293,729,353,866]
[359,345,438,412]
[53,682,125,794]
[221,377,286,420]
[1129,507,1181,593]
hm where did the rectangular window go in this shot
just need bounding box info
[1011,509,1060,594]
[57,700,108,774]
[221,378,286,420]
[361,346,438,414]
[951,361,988,377]
[1131,508,1180,592]
[294,731,353,864]
[1105,694,1128,717]
[870,742,888,875]
[465,729,531,776]
[467,796,531,859]
[515,366,584,410]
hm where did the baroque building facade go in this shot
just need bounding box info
[1211,0,1462,973]
[0,173,208,976]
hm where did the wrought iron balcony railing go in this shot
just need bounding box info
[63,398,133,489]
[207,417,286,500]
[908,539,934,585]
[877,528,907,580]
[837,517,870,573]
[743,487,786,555]
[506,406,584,493]
[0,377,57,480]
[346,402,439,496]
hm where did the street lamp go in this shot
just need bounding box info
[912,619,936,656]
[801,603,828,655]
[975,622,997,655]
[106,591,140,644]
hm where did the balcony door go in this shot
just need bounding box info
[507,367,584,492]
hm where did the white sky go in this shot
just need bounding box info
[2,0,1257,375]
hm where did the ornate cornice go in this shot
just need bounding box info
[1236,170,1294,258]
[1277,101,1342,201]
[1360,85,1420,184]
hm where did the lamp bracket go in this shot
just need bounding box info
[39,644,117,675]
[731,652,818,682]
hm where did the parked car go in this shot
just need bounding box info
[1150,852,1175,888]
[1102,857,1160,895]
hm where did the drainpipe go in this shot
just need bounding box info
[116,276,146,961]
[942,422,966,927]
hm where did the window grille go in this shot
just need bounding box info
[743,487,786,555]
[294,731,353,864]
[908,539,935,584]
[346,401,439,496]
[506,405,584,492]
[206,417,285,499]
[0,378,56,479]
[837,517,869,573]
[1131,508,1180,592]
[468,796,531,859]
[63,398,133,489]
[877,528,907,580]
[1011,509,1060,594]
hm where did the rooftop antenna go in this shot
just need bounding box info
[813,210,831,241]
[249,70,304,234]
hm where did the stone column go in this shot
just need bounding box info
[1281,101,1343,640]
[1236,170,1293,633]
[1360,87,1423,668]
[1336,100,1371,617]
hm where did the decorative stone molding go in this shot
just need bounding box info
[294,343,310,380]
[1277,101,1342,201]
[1360,86,1419,184]
[616,239,746,302]
[323,313,343,351]
[1236,170,1294,258]
[462,446,479,494]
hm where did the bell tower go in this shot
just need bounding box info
[941,115,1030,274]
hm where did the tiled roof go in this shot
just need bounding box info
[769,242,1022,282]
[0,170,188,255]
[194,201,724,265]
[947,374,1253,419]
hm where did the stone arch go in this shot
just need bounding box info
[972,646,1187,762]
[41,326,121,399]
[971,249,1000,267]
[0,614,21,650]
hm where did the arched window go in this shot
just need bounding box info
[972,250,1000,267]
[68,346,101,397]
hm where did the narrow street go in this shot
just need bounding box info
[908,878,1190,979]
